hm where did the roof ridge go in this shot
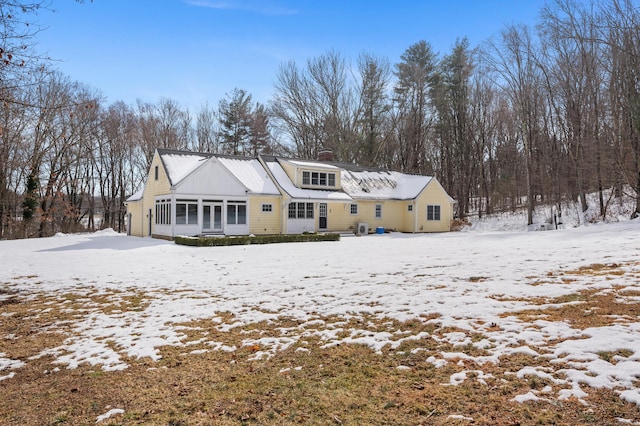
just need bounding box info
[156,148,211,158]
[157,148,260,162]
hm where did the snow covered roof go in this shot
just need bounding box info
[125,188,144,202]
[154,149,446,202]
[157,150,278,195]
[217,157,280,195]
[265,160,352,201]
[341,169,433,200]
[159,151,209,186]
[285,159,340,170]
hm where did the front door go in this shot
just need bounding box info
[319,203,327,230]
[203,202,223,232]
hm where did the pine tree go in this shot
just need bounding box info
[218,88,253,156]
[22,173,39,222]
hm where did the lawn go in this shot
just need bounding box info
[1,220,640,425]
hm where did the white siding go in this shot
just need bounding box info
[287,219,315,234]
[174,159,248,196]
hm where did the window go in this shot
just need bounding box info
[408,204,413,212]
[227,201,247,225]
[350,204,358,215]
[288,202,314,219]
[261,203,273,212]
[427,205,441,221]
[301,170,337,188]
[319,173,327,186]
[176,200,198,225]
[375,204,382,219]
[155,199,171,225]
[154,166,159,180]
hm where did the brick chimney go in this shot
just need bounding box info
[318,148,334,162]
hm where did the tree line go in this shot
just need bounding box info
[1,0,639,239]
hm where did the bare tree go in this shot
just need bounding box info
[0,83,33,238]
[194,103,219,153]
[271,51,358,161]
[23,72,100,237]
[538,0,609,221]
[485,25,544,225]
[94,101,138,231]
[355,53,391,167]
[468,58,501,217]
[271,61,321,159]
[134,98,191,169]
[0,1,51,106]
[603,0,640,218]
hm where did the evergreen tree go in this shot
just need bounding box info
[22,173,39,222]
[218,88,253,156]
[393,40,439,174]
[248,102,271,156]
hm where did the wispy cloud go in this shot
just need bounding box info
[184,0,299,16]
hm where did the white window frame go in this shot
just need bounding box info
[155,199,171,225]
[301,170,337,188]
[261,203,273,213]
[350,203,358,215]
[427,205,441,221]
[227,201,247,225]
[288,202,314,219]
[375,204,382,219]
[176,199,198,225]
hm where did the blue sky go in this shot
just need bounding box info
[37,0,546,110]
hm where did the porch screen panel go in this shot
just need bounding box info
[188,204,197,224]
[176,200,198,225]
[227,204,236,225]
[237,204,246,224]
[176,204,187,224]
[203,205,210,228]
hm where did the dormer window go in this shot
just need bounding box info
[302,170,336,188]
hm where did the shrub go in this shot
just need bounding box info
[174,233,340,247]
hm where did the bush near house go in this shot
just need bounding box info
[175,233,340,247]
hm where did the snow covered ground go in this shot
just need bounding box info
[1,206,640,414]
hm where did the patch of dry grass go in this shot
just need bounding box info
[501,262,640,329]
[2,265,640,425]
[500,288,640,329]
[3,324,639,425]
